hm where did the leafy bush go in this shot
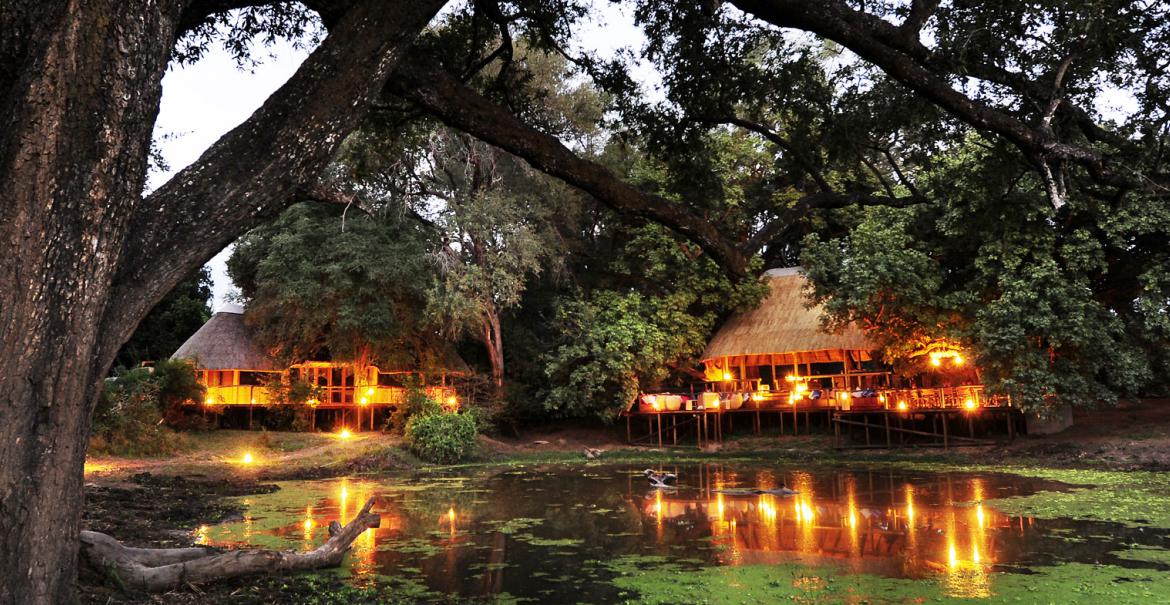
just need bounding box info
[404,410,478,464]
[91,370,187,457]
[385,377,441,434]
[151,358,209,429]
[261,379,316,430]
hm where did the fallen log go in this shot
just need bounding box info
[80,496,380,592]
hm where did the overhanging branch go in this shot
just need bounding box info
[387,57,752,277]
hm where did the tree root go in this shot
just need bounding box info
[80,497,380,592]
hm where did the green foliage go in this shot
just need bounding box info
[404,409,478,464]
[228,203,439,369]
[150,358,210,430]
[385,376,441,434]
[113,267,212,372]
[91,365,198,456]
[801,137,1169,411]
[542,225,767,420]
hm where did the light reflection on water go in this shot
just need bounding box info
[194,464,1161,601]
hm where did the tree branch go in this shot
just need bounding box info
[727,0,1137,189]
[386,58,752,277]
[101,0,445,366]
[80,497,380,592]
[747,190,921,253]
[695,115,833,193]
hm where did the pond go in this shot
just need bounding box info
[197,463,1170,603]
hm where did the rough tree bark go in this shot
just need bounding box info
[80,498,380,592]
[0,1,444,603]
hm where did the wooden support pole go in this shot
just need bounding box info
[942,412,949,450]
[884,412,891,448]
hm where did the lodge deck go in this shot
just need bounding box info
[623,403,1024,450]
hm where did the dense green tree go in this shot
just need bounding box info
[802,135,1169,410]
[227,203,440,371]
[113,267,213,372]
[542,224,766,419]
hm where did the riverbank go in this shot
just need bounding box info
[80,399,1170,603]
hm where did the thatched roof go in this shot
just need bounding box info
[700,267,874,366]
[171,310,280,371]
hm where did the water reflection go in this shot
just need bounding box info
[194,464,1162,602]
[634,466,1043,588]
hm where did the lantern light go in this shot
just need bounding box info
[897,401,908,411]
[446,395,459,407]
[785,374,796,383]
[359,397,369,406]
[338,429,352,440]
[366,387,375,396]
[722,372,732,381]
[954,354,965,365]
[964,398,976,410]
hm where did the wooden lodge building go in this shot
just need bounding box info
[629,268,1024,447]
[172,308,467,429]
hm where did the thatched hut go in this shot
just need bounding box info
[172,308,282,404]
[172,307,469,412]
[700,268,884,395]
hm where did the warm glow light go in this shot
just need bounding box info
[205,397,214,405]
[965,398,977,410]
[359,397,368,406]
[241,452,254,464]
[897,401,908,410]
[307,398,318,406]
[303,519,313,531]
[794,383,809,394]
[838,391,850,401]
[785,374,796,382]
[973,545,981,564]
[954,354,965,365]
[446,395,459,407]
[879,395,886,403]
[722,372,732,381]
[976,504,985,528]
[948,542,958,568]
[338,429,352,439]
[366,387,375,396]
[448,507,456,524]
[931,355,942,367]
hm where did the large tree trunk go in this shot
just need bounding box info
[0,4,179,603]
[481,307,505,389]
[0,2,444,603]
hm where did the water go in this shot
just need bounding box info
[196,463,1170,602]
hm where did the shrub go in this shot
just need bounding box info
[151,358,209,430]
[386,377,441,434]
[404,410,478,464]
[91,369,186,457]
